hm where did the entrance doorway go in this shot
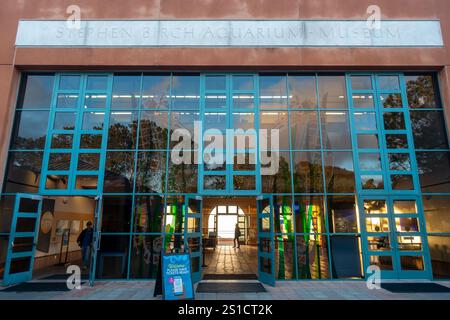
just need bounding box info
[202,197,258,279]
[2,194,97,286]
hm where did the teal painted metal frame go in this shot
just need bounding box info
[347,73,432,279]
[257,195,276,286]
[2,194,43,286]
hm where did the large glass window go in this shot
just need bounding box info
[416,152,450,193]
[288,75,317,108]
[320,112,351,149]
[292,152,323,193]
[17,74,54,109]
[290,111,320,150]
[318,75,347,108]
[410,111,449,149]
[405,74,440,108]
[142,74,170,109]
[259,75,287,109]
[327,196,358,233]
[10,111,50,150]
[172,74,200,110]
[111,74,141,109]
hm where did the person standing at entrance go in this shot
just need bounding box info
[77,221,93,270]
[233,223,241,249]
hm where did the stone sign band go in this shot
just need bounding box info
[15,20,443,48]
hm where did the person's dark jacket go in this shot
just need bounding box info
[77,228,93,248]
[234,226,241,238]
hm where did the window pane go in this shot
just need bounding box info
[142,74,170,109]
[10,111,49,149]
[0,197,15,233]
[232,75,253,91]
[354,112,377,131]
[259,75,287,109]
[357,134,379,149]
[275,236,295,280]
[103,152,135,193]
[416,152,450,193]
[297,234,329,279]
[172,74,200,110]
[428,236,450,278]
[321,112,351,149]
[370,255,393,270]
[3,152,43,193]
[233,175,256,190]
[136,151,166,193]
[260,111,289,150]
[51,134,73,149]
[383,112,405,130]
[78,153,100,171]
[85,93,107,109]
[130,235,163,279]
[400,256,424,271]
[393,200,417,214]
[380,93,402,108]
[318,75,347,108]
[327,196,358,233]
[351,76,372,90]
[56,93,79,109]
[324,152,355,193]
[111,74,141,109]
[388,153,411,171]
[80,134,102,149]
[59,75,81,90]
[359,153,382,171]
[49,152,71,170]
[363,200,387,214]
[361,175,384,190]
[386,134,408,149]
[133,195,164,233]
[75,175,98,190]
[378,76,400,90]
[107,111,138,149]
[292,152,323,193]
[423,196,450,233]
[205,75,226,91]
[330,236,363,278]
[410,111,449,149]
[366,217,389,232]
[96,235,129,279]
[168,152,198,193]
[288,75,317,108]
[170,112,199,149]
[290,111,320,149]
[45,175,68,190]
[273,196,294,233]
[294,196,325,233]
[101,196,132,232]
[54,112,76,130]
[18,74,54,109]
[205,95,227,109]
[86,75,108,91]
[139,111,169,150]
[352,94,374,108]
[262,152,291,193]
[82,112,104,130]
[405,74,440,108]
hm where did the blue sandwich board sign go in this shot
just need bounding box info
[162,253,195,300]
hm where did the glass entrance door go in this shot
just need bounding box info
[257,195,275,286]
[360,196,431,279]
[3,194,43,286]
[185,196,202,283]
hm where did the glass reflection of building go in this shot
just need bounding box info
[1,72,449,281]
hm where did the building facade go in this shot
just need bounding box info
[0,0,450,286]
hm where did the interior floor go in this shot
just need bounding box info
[203,245,258,276]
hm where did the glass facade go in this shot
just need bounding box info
[1,72,449,280]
